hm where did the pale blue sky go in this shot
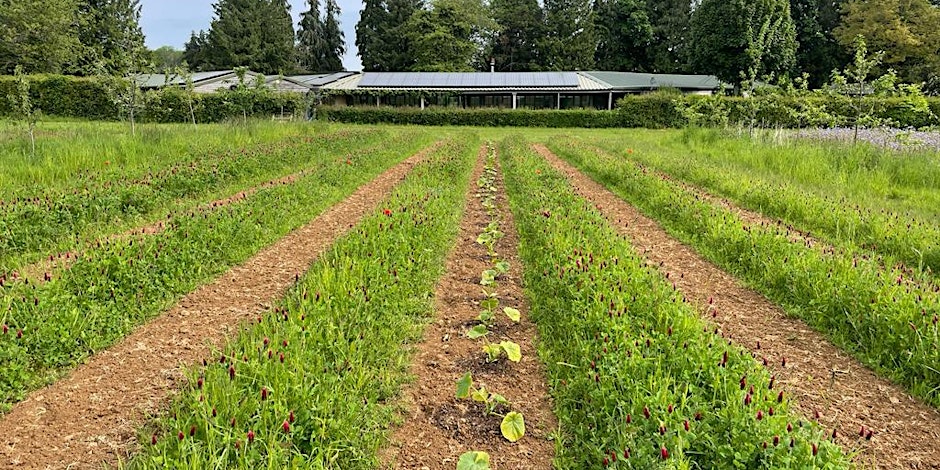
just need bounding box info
[139,0,364,71]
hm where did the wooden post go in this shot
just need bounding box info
[556,93,561,110]
[420,96,425,110]
[608,92,613,110]
[512,93,517,110]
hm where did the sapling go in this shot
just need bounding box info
[455,372,526,442]
[7,66,39,157]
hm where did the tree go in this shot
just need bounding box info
[182,31,211,70]
[689,0,797,87]
[594,0,653,71]
[835,0,940,84]
[407,0,494,71]
[646,0,693,73]
[0,0,81,74]
[355,0,421,71]
[543,0,597,70]
[789,0,849,87]
[8,66,39,156]
[151,46,183,73]
[489,0,545,71]
[322,0,345,71]
[74,0,145,74]
[296,0,328,71]
[188,0,296,74]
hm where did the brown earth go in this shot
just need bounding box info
[0,143,440,470]
[533,143,940,470]
[382,145,556,469]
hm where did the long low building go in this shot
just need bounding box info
[320,71,722,110]
[138,70,722,110]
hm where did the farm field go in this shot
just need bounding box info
[0,122,938,469]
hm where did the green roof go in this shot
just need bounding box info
[582,72,721,90]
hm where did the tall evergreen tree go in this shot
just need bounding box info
[74,0,145,74]
[790,0,849,87]
[182,31,211,70]
[187,0,295,74]
[689,0,797,86]
[297,0,344,71]
[407,0,493,71]
[489,0,545,71]
[0,0,81,74]
[322,0,345,71]
[355,0,421,71]
[646,0,692,72]
[543,0,597,70]
[594,0,653,71]
[296,0,328,71]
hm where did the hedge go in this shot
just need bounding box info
[317,106,627,128]
[2,74,938,128]
[0,74,305,123]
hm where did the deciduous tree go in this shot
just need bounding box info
[489,0,545,71]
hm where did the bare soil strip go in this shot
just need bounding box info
[383,146,556,469]
[0,143,439,470]
[533,143,940,470]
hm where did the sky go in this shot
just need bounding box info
[139,0,364,71]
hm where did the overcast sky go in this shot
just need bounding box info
[139,0,364,71]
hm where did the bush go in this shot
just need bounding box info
[0,74,304,123]
[318,106,626,128]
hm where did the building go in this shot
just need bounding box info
[137,70,722,110]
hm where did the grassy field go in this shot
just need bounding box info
[1,121,937,468]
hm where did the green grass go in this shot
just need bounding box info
[575,128,940,275]
[0,129,435,413]
[127,136,477,469]
[546,137,940,409]
[0,125,387,271]
[500,135,847,469]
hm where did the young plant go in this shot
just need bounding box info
[8,66,39,157]
[455,372,526,442]
[457,451,491,470]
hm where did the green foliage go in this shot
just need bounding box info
[457,451,491,470]
[645,0,693,73]
[319,106,626,127]
[150,46,184,73]
[790,0,849,88]
[355,0,421,71]
[0,0,81,74]
[488,0,545,71]
[0,74,305,123]
[550,136,940,409]
[594,0,653,72]
[0,129,433,412]
[835,0,940,85]
[185,0,297,74]
[131,138,475,468]
[543,0,597,70]
[406,0,495,72]
[689,0,797,86]
[7,66,38,155]
[296,0,345,72]
[500,136,849,467]
[74,0,145,75]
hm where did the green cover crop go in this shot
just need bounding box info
[129,138,477,468]
[500,136,848,469]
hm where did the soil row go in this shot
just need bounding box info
[0,143,439,470]
[383,145,556,469]
[532,143,940,469]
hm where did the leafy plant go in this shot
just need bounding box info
[455,372,526,442]
[7,65,39,156]
[456,451,491,470]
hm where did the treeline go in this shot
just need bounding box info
[352,0,940,90]
[2,0,938,91]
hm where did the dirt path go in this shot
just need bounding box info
[383,145,556,469]
[533,143,940,470]
[0,143,439,470]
